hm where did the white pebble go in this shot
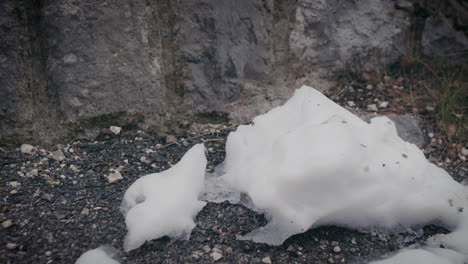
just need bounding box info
[106,170,123,183]
[20,144,34,154]
[6,243,17,249]
[367,104,378,112]
[110,126,122,135]
[378,102,389,108]
[210,252,222,261]
[461,147,468,156]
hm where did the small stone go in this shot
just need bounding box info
[461,147,468,156]
[51,150,66,161]
[6,243,17,250]
[333,246,341,253]
[63,53,77,63]
[110,126,122,135]
[210,252,223,261]
[367,104,378,112]
[366,84,373,90]
[9,181,20,188]
[287,245,295,251]
[81,208,90,215]
[30,169,38,176]
[41,193,53,202]
[2,220,13,228]
[191,250,203,259]
[426,106,435,112]
[371,232,377,237]
[328,257,335,263]
[140,157,150,164]
[69,165,79,173]
[262,257,272,264]
[166,135,177,143]
[428,133,434,138]
[106,170,123,183]
[203,245,211,253]
[351,238,357,245]
[45,251,52,256]
[20,144,34,154]
[347,101,356,107]
[252,257,261,263]
[379,101,389,108]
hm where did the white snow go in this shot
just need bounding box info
[371,248,467,264]
[75,246,119,264]
[121,144,207,251]
[219,86,468,252]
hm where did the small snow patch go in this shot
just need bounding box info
[121,144,207,251]
[75,246,119,264]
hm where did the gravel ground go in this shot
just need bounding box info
[1,91,466,263]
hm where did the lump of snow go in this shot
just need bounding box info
[75,246,119,264]
[109,126,122,135]
[371,248,467,264]
[220,86,468,246]
[121,144,207,251]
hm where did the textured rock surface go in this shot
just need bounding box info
[1,0,466,144]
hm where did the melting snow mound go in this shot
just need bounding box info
[221,86,468,246]
[75,246,120,264]
[121,144,207,251]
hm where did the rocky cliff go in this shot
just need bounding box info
[1,0,467,144]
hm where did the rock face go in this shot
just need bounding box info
[1,0,467,144]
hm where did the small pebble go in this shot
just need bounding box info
[379,101,389,108]
[6,243,17,250]
[461,147,468,156]
[51,150,66,161]
[2,220,13,228]
[366,84,373,90]
[106,170,123,183]
[166,135,177,143]
[333,246,341,253]
[210,252,223,261]
[328,257,335,263]
[110,126,122,135]
[69,165,79,173]
[262,256,272,264]
[9,181,20,188]
[20,144,34,154]
[367,104,378,112]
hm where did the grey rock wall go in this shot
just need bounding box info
[1,0,467,145]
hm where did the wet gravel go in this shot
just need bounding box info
[1,92,466,264]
